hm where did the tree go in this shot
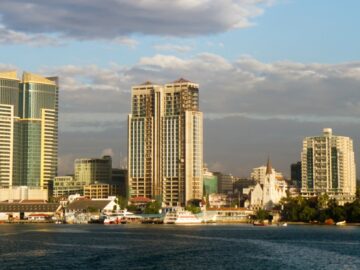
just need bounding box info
[185,205,201,214]
[144,201,161,214]
[298,206,317,222]
[255,209,270,221]
[116,196,128,209]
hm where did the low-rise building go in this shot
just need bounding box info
[65,196,120,224]
[208,193,231,208]
[83,183,120,199]
[0,186,48,202]
[0,201,61,221]
[203,208,254,223]
[251,165,284,184]
[53,176,85,197]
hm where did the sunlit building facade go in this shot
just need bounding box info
[0,71,58,189]
[75,155,112,185]
[301,128,356,203]
[128,79,203,206]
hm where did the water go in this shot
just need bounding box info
[0,224,359,269]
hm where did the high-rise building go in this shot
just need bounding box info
[301,128,356,203]
[0,71,19,188]
[0,71,58,189]
[128,79,203,206]
[75,155,112,185]
[291,161,302,188]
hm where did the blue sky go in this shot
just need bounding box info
[1,0,360,176]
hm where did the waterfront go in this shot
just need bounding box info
[0,224,359,269]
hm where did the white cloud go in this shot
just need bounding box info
[112,37,139,48]
[0,26,60,46]
[154,44,193,53]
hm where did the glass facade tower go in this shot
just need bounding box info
[0,71,58,189]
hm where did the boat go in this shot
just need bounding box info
[104,214,123,225]
[336,220,346,226]
[103,210,138,225]
[163,209,202,224]
[253,221,266,226]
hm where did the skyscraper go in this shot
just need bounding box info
[0,71,20,188]
[301,128,356,203]
[128,79,203,206]
[0,71,58,189]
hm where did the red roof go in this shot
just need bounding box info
[28,214,51,217]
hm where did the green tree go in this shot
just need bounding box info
[255,209,270,221]
[299,206,317,222]
[144,201,162,214]
[116,196,128,209]
[185,205,201,214]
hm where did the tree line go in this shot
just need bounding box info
[279,193,360,223]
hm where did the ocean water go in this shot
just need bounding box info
[0,224,359,270]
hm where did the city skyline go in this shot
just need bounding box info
[1,1,360,177]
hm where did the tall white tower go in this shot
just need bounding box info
[301,128,356,203]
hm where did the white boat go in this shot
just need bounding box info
[163,209,202,224]
[104,214,123,225]
[104,210,137,225]
[336,220,346,226]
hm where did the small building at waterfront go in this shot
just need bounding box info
[0,201,61,221]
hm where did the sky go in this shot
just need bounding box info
[1,0,360,177]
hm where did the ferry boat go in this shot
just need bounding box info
[163,209,202,224]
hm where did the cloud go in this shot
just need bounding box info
[101,148,115,157]
[0,0,273,41]
[5,53,359,175]
[154,44,193,53]
[37,53,360,134]
[112,37,139,48]
[0,25,60,46]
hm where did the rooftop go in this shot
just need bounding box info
[67,199,111,211]
[173,78,191,83]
